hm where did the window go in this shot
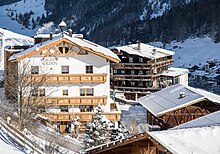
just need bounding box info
[61,66,69,74]
[63,89,68,96]
[139,70,143,75]
[131,70,135,75]
[39,88,45,97]
[60,105,68,112]
[31,66,39,74]
[32,88,45,97]
[129,57,133,63]
[59,47,63,53]
[139,58,143,63]
[32,89,38,96]
[86,89,94,96]
[64,47,69,53]
[86,65,93,73]
[79,105,93,112]
[121,70,125,74]
[59,47,69,54]
[113,70,117,74]
[80,88,94,96]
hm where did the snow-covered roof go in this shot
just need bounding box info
[205,73,220,79]
[149,126,220,154]
[160,67,189,77]
[191,70,208,76]
[0,28,33,46]
[172,110,220,130]
[137,84,220,117]
[112,43,174,59]
[9,33,120,62]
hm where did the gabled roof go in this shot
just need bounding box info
[137,84,220,117]
[9,33,120,63]
[149,126,220,154]
[172,110,220,129]
[111,43,174,59]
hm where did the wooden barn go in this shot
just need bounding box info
[86,125,220,154]
[137,84,220,129]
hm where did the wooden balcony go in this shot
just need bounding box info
[148,59,174,66]
[30,73,107,83]
[41,112,120,122]
[23,96,107,106]
[111,63,151,70]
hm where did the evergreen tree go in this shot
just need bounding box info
[109,123,129,141]
[84,105,110,148]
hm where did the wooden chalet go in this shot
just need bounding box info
[86,125,220,154]
[85,132,172,154]
[110,42,175,100]
[137,84,220,129]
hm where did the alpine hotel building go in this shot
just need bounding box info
[5,22,121,133]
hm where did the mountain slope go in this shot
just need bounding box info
[0,0,46,36]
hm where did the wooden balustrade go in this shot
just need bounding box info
[30,73,107,83]
[23,96,107,106]
[41,112,120,122]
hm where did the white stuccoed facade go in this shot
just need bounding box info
[19,50,113,113]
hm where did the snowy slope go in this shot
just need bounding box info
[150,37,220,68]
[0,0,46,36]
[0,128,27,154]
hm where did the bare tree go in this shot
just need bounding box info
[4,59,54,130]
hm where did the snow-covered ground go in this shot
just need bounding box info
[150,37,220,68]
[0,0,46,36]
[0,128,26,154]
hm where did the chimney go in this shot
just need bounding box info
[137,40,141,50]
[68,29,72,37]
[179,92,186,99]
[59,20,67,37]
[50,32,53,40]
[55,29,59,34]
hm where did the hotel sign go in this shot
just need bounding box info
[41,57,58,65]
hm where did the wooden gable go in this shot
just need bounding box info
[11,37,120,63]
[148,98,220,130]
[86,132,171,154]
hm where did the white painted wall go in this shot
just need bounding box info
[179,73,188,86]
[19,52,111,98]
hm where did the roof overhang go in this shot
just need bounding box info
[10,36,120,63]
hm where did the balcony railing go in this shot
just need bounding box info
[23,96,107,106]
[41,112,120,122]
[30,73,107,83]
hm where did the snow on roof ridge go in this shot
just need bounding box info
[185,85,220,104]
[113,42,174,59]
[9,33,120,62]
